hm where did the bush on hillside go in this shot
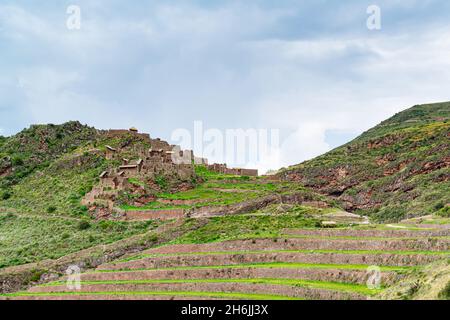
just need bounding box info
[434,201,445,211]
[12,156,24,166]
[437,205,450,218]
[1,191,11,200]
[154,175,168,190]
[438,281,450,300]
[77,220,91,231]
[47,206,57,213]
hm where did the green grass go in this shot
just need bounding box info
[0,213,158,269]
[356,224,442,231]
[404,217,450,226]
[120,168,326,212]
[281,102,450,222]
[194,165,242,180]
[116,249,450,263]
[172,214,321,244]
[127,178,146,188]
[41,278,380,296]
[95,262,411,273]
[120,185,266,211]
[281,234,450,241]
[2,290,301,300]
[1,153,107,216]
[0,121,98,190]
[438,280,450,300]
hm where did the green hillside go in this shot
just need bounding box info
[280,102,450,222]
[0,103,449,294]
[0,122,98,190]
[0,124,165,269]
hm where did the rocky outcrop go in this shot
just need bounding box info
[279,103,450,221]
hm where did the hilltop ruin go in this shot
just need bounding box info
[82,127,258,219]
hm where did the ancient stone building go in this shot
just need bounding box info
[83,128,258,213]
[207,163,258,177]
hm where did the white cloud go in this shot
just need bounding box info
[246,26,450,167]
[1,1,450,171]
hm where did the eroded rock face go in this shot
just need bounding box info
[279,103,450,220]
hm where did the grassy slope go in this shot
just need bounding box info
[0,212,157,268]
[41,278,379,296]
[4,290,301,300]
[2,152,106,216]
[0,124,324,270]
[1,104,447,289]
[0,124,163,270]
[0,121,98,191]
[280,102,450,222]
[378,259,450,300]
[172,214,320,244]
[121,165,332,212]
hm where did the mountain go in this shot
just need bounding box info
[0,103,449,300]
[279,102,450,221]
[0,121,98,189]
[1,102,448,222]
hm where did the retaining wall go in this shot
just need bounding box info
[99,252,441,271]
[79,267,400,285]
[145,238,450,254]
[125,209,185,221]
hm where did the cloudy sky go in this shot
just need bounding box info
[1,0,450,172]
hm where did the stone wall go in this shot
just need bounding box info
[79,267,400,286]
[125,209,185,221]
[102,251,442,271]
[207,164,258,177]
[145,238,450,254]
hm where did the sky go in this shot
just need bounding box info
[1,0,450,173]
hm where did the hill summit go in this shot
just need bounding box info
[280,102,450,221]
[0,102,449,300]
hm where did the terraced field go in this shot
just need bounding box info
[2,226,449,300]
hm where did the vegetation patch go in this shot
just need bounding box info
[0,215,157,269]
[95,262,411,273]
[173,214,320,244]
[42,278,380,295]
[2,290,301,300]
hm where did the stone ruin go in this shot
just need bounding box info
[82,127,258,216]
[207,163,258,177]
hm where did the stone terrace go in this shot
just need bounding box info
[3,226,449,300]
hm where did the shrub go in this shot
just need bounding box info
[146,234,158,243]
[75,205,88,216]
[28,269,46,283]
[438,281,450,300]
[77,220,91,231]
[434,201,445,211]
[47,206,57,213]
[1,191,11,200]
[12,156,24,166]
[154,175,168,190]
[98,220,114,230]
[437,206,450,218]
